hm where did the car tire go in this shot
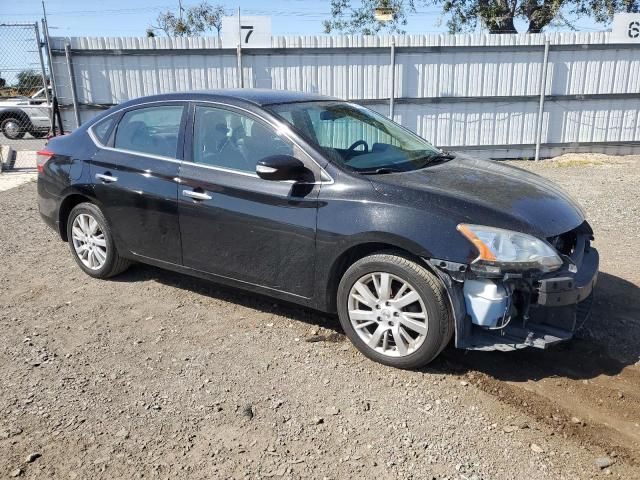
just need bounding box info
[1,117,26,140]
[337,252,453,369]
[66,202,131,279]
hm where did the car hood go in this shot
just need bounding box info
[369,155,586,238]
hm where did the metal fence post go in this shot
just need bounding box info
[534,39,550,161]
[42,2,58,99]
[33,23,50,104]
[237,45,244,89]
[64,42,81,128]
[33,22,55,135]
[389,38,396,119]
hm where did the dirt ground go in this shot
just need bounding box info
[1,154,639,479]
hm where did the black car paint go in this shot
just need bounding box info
[368,154,585,238]
[38,90,596,347]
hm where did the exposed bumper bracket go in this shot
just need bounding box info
[439,246,599,352]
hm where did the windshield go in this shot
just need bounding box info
[267,101,442,173]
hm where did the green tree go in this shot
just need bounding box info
[149,1,227,37]
[324,0,412,34]
[14,70,43,94]
[324,0,640,34]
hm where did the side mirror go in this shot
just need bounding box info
[256,154,311,181]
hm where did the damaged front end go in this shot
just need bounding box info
[430,222,599,352]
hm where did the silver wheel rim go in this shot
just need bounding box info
[71,213,107,270]
[4,121,20,137]
[348,272,428,358]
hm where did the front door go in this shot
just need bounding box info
[178,104,323,297]
[90,103,186,264]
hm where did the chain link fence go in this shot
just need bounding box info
[0,23,52,144]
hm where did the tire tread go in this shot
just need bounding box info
[337,251,453,369]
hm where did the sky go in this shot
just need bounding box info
[1,0,608,38]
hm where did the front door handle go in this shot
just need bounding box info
[95,173,118,183]
[182,189,212,201]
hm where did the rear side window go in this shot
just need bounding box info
[92,116,116,145]
[114,105,183,158]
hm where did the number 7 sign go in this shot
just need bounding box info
[222,16,272,48]
[241,25,254,44]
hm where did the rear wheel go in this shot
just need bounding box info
[66,203,131,278]
[1,117,26,140]
[337,253,453,369]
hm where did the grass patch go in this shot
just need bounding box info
[546,158,605,168]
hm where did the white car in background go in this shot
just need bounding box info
[0,87,51,139]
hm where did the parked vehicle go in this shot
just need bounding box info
[37,90,598,369]
[0,87,51,139]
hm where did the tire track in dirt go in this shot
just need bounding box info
[443,341,640,465]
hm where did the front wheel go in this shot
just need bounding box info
[337,253,453,369]
[67,202,131,278]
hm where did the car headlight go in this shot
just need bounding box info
[457,224,563,274]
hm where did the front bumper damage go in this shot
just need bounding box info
[430,225,599,352]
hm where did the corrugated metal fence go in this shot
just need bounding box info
[48,32,640,159]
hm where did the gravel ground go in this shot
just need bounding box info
[0,154,639,479]
[0,134,46,153]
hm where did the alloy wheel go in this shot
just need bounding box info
[347,272,428,357]
[71,213,108,270]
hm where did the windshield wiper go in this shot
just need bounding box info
[415,151,456,168]
[358,167,402,175]
[428,151,456,161]
[357,151,456,175]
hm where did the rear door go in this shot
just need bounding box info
[178,103,325,297]
[90,102,186,264]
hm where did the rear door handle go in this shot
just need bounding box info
[182,189,212,201]
[95,173,118,183]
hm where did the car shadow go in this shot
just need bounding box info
[112,263,341,333]
[113,265,639,382]
[437,271,640,382]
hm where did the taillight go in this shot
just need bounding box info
[36,150,54,173]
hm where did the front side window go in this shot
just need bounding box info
[192,105,293,173]
[268,101,440,173]
[114,105,184,158]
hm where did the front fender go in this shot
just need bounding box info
[314,182,478,311]
[317,193,476,266]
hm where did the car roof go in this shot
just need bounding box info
[124,89,338,107]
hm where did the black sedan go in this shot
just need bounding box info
[37,90,598,369]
